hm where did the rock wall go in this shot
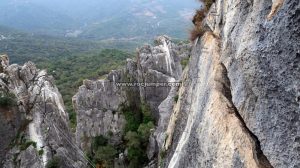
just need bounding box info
[73,36,191,165]
[0,55,87,168]
[73,67,130,150]
[137,36,187,119]
[1,0,298,167]
[162,0,300,168]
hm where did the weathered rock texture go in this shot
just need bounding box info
[73,68,129,150]
[161,0,300,168]
[0,55,87,168]
[73,36,191,163]
[137,36,186,119]
[1,0,299,167]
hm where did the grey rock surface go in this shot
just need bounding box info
[0,105,20,166]
[137,36,189,119]
[162,0,300,168]
[2,0,296,167]
[73,72,127,150]
[0,56,87,168]
[73,36,191,166]
[73,36,191,154]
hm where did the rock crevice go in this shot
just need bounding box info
[219,62,273,168]
[162,0,300,167]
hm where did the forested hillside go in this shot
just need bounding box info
[43,49,133,129]
[0,26,135,128]
[0,26,139,64]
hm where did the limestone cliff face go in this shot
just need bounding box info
[161,0,300,168]
[73,65,130,150]
[0,55,87,168]
[73,1,299,166]
[73,36,191,164]
[1,0,298,167]
[137,36,188,119]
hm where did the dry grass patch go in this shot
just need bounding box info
[189,0,216,42]
[192,9,207,26]
[189,26,205,42]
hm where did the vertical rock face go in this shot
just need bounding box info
[0,93,20,166]
[73,69,129,150]
[137,36,191,161]
[0,56,87,168]
[163,32,273,168]
[162,0,300,168]
[73,36,191,163]
[137,36,188,119]
[1,1,298,167]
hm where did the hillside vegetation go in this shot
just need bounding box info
[0,27,136,128]
[42,49,134,129]
[0,26,139,64]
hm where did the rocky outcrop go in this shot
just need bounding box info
[1,0,298,167]
[73,68,129,150]
[73,36,191,165]
[137,36,186,119]
[0,55,87,168]
[162,32,273,168]
[161,0,300,168]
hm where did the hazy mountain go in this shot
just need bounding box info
[0,0,200,39]
[0,0,77,35]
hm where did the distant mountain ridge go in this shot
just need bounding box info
[0,0,77,35]
[0,0,200,39]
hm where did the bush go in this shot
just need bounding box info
[128,158,140,168]
[123,109,141,132]
[108,131,113,137]
[174,95,179,103]
[192,9,207,26]
[190,26,205,42]
[92,135,108,150]
[0,92,16,107]
[141,103,154,124]
[95,145,118,163]
[125,131,141,148]
[180,57,190,68]
[199,0,215,10]
[124,123,153,166]
[190,0,216,42]
[68,111,77,130]
[20,140,37,151]
[127,147,144,163]
[46,156,60,168]
[38,149,44,156]
[89,135,119,167]
[121,103,155,167]
[160,149,167,159]
[137,122,154,142]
